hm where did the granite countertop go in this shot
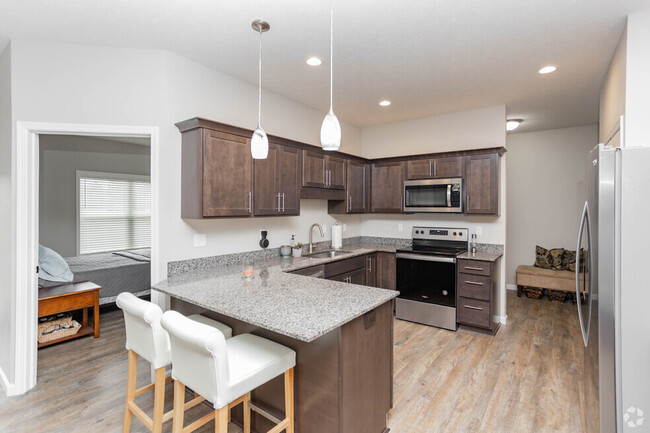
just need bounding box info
[457,250,503,262]
[153,243,400,343]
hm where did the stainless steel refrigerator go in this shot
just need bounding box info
[577,125,650,432]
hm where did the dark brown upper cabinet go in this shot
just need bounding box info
[370,161,404,213]
[302,150,346,190]
[328,160,368,214]
[179,126,253,219]
[254,143,301,216]
[464,153,499,215]
[406,156,463,180]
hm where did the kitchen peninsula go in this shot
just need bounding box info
[153,245,400,433]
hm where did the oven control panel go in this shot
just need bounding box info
[412,227,468,241]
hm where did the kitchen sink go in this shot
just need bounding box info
[307,250,352,259]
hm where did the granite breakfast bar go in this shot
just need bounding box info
[153,246,400,433]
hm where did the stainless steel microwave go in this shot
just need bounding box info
[403,178,463,213]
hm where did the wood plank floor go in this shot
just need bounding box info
[0,291,584,433]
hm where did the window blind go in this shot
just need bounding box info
[78,172,151,255]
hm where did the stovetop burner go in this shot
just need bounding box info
[397,226,469,257]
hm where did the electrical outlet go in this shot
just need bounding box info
[342,224,347,232]
[397,223,404,232]
[322,224,327,234]
[476,226,483,236]
[194,234,207,247]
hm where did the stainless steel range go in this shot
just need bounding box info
[395,227,468,331]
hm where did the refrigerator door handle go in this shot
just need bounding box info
[576,201,589,347]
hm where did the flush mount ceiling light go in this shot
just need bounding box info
[251,19,270,160]
[306,56,322,66]
[538,65,557,74]
[379,100,391,107]
[320,0,341,151]
[506,119,523,131]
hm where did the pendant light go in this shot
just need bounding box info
[251,19,270,159]
[320,0,341,151]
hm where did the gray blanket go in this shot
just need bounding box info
[39,249,151,304]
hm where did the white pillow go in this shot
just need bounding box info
[39,244,74,283]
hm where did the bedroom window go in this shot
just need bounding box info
[77,171,151,255]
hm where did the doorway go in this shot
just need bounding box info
[12,122,160,396]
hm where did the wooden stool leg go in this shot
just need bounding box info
[215,406,229,433]
[152,367,166,433]
[94,291,100,338]
[284,368,294,433]
[123,350,137,433]
[243,393,251,433]
[173,380,186,433]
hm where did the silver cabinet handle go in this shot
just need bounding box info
[248,192,252,213]
[463,305,483,311]
[329,170,332,186]
[429,160,433,177]
[277,192,281,212]
[282,193,285,212]
[348,196,352,212]
[434,160,437,177]
[367,257,372,272]
[464,266,484,271]
[464,281,484,286]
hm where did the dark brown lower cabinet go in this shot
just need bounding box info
[456,258,499,334]
[325,255,367,285]
[376,252,397,290]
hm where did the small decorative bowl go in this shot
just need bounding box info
[280,245,292,257]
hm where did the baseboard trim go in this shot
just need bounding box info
[0,366,14,396]
[506,284,518,291]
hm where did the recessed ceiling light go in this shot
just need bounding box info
[538,65,557,74]
[506,119,523,131]
[306,56,322,66]
[379,100,391,107]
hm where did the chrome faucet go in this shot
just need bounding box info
[308,223,325,254]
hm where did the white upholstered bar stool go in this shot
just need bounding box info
[116,292,233,433]
[161,310,296,433]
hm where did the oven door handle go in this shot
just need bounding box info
[396,253,457,263]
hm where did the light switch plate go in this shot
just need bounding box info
[476,226,483,236]
[194,234,207,247]
[342,224,347,232]
[397,223,404,232]
[322,224,327,234]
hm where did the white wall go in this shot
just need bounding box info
[361,105,506,159]
[38,135,151,257]
[0,42,14,390]
[625,9,650,148]
[599,27,627,142]
[360,104,508,322]
[506,125,597,286]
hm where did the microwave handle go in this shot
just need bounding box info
[447,184,451,207]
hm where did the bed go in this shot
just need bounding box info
[39,248,151,305]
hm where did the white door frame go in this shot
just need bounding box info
[12,121,160,396]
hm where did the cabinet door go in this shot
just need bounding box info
[302,150,326,188]
[279,146,301,215]
[406,158,433,180]
[349,267,366,285]
[376,252,396,290]
[465,153,499,214]
[370,162,404,213]
[347,160,366,213]
[433,156,463,178]
[326,155,346,190]
[366,254,377,287]
[202,130,253,217]
[253,143,280,216]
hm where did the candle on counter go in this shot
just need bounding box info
[242,262,254,279]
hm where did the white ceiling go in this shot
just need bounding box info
[0,0,647,133]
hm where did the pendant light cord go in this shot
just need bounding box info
[258,27,263,128]
[329,0,333,112]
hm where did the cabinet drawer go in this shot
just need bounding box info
[457,274,491,301]
[457,297,490,328]
[325,255,367,279]
[458,259,492,276]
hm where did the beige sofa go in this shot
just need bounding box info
[516,265,584,297]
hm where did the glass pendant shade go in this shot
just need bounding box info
[251,127,269,159]
[320,109,341,151]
